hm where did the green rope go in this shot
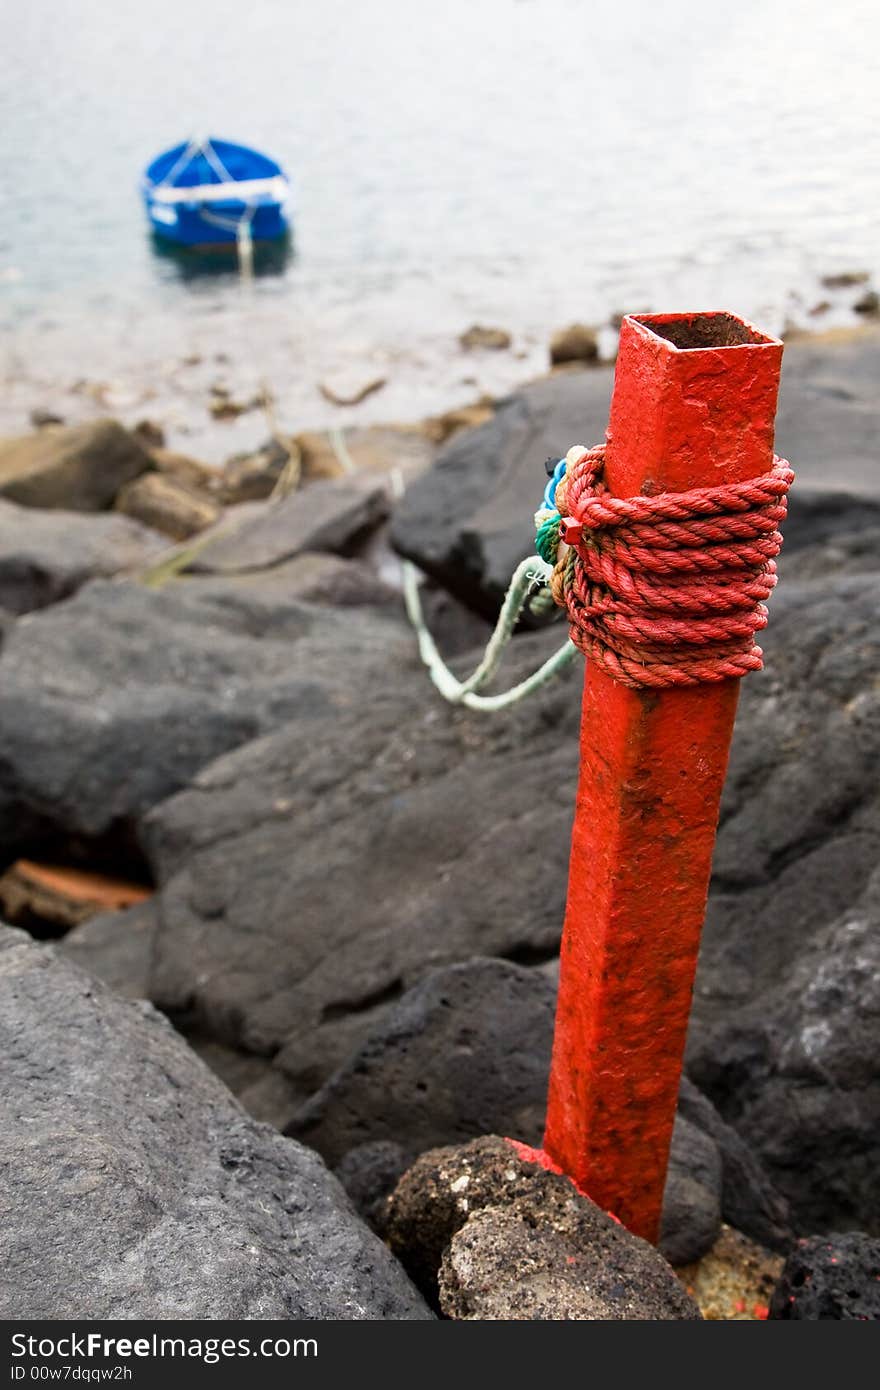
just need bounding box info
[534,510,561,565]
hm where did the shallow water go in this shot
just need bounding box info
[2,0,878,458]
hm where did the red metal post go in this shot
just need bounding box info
[542,312,783,1242]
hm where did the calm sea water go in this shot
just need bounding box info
[2,0,878,457]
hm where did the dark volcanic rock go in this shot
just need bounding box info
[335,1141,410,1228]
[194,552,399,609]
[659,1116,722,1266]
[768,1233,880,1320]
[677,1077,792,1253]
[781,487,880,560]
[687,575,880,1232]
[390,370,613,619]
[0,575,412,857]
[191,476,389,574]
[386,1136,700,1319]
[0,498,165,614]
[144,631,580,1075]
[0,420,151,510]
[772,328,880,496]
[0,927,430,1319]
[779,487,880,584]
[691,862,880,1236]
[288,957,557,1168]
[60,899,159,998]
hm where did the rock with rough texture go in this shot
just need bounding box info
[183,553,399,612]
[288,957,557,1169]
[690,860,880,1236]
[677,1077,792,1253]
[335,1142,410,1229]
[854,289,879,317]
[549,322,600,365]
[768,1233,880,1320]
[0,927,431,1320]
[30,407,65,429]
[115,472,221,540]
[659,1116,723,1266]
[144,630,579,1076]
[0,420,151,510]
[61,899,159,998]
[191,476,389,573]
[677,1224,784,1320]
[0,575,413,856]
[385,1136,700,1319]
[686,576,880,1233]
[391,370,613,619]
[0,498,165,614]
[415,582,493,656]
[777,486,880,590]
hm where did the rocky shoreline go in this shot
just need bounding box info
[1,326,878,1320]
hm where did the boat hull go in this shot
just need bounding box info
[144,196,289,246]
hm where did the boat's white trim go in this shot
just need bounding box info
[150,204,178,226]
[149,175,288,206]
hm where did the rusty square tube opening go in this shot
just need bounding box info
[630,311,778,351]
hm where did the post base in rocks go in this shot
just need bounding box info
[542,311,784,1244]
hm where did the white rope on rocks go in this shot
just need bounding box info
[390,470,575,711]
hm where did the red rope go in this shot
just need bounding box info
[554,445,795,689]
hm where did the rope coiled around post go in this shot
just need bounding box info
[536,444,795,688]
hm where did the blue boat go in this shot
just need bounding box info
[142,136,291,247]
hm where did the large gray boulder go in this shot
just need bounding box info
[144,629,579,1077]
[288,959,557,1167]
[0,927,430,1319]
[0,498,165,615]
[690,863,880,1235]
[0,574,413,856]
[0,420,151,510]
[390,369,613,619]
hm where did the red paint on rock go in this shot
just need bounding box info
[543,313,784,1244]
[504,1138,623,1224]
[505,1138,569,1177]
